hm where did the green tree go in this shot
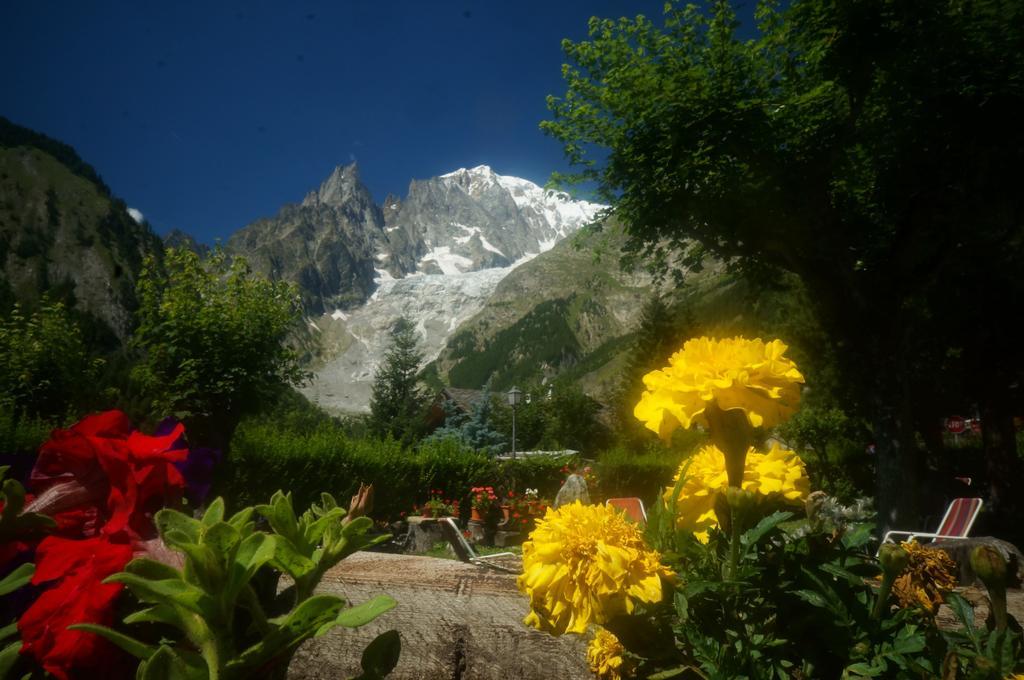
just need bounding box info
[492,381,608,453]
[131,248,306,451]
[543,0,1024,532]
[425,380,507,455]
[369,317,428,444]
[0,299,102,420]
[614,295,692,443]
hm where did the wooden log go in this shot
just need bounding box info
[288,552,590,680]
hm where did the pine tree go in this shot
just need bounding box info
[460,379,506,455]
[424,379,506,455]
[369,317,427,443]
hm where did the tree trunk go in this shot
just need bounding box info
[872,383,922,538]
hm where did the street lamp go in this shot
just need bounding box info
[507,386,523,459]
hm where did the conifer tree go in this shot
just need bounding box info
[368,317,427,443]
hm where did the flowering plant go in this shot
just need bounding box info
[469,486,498,512]
[664,442,809,542]
[4,410,192,679]
[0,411,400,680]
[419,489,458,518]
[587,627,632,680]
[516,337,1024,677]
[517,501,673,635]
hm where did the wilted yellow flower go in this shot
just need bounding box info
[518,502,673,635]
[634,336,804,439]
[889,541,957,614]
[664,442,810,542]
[587,627,632,680]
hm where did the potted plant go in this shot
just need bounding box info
[420,488,458,519]
[469,486,498,522]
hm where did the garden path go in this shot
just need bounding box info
[289,551,590,679]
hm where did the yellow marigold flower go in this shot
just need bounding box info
[888,541,957,614]
[664,442,810,542]
[517,502,673,635]
[634,336,804,439]
[587,627,632,680]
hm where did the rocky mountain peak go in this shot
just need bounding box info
[302,162,370,209]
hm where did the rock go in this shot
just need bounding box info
[932,536,1024,588]
[554,474,590,508]
[404,516,447,554]
[288,552,590,679]
[494,530,522,548]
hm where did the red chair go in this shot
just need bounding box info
[881,497,983,545]
[606,497,647,525]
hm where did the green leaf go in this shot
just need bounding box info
[125,557,183,581]
[268,535,315,580]
[106,574,218,621]
[673,590,689,622]
[202,521,241,558]
[137,644,205,680]
[819,562,865,586]
[0,622,17,644]
[341,515,373,538]
[171,541,223,591]
[334,595,398,630]
[257,491,301,544]
[200,498,225,527]
[0,639,21,679]
[124,604,183,628]
[0,563,33,596]
[154,509,202,544]
[646,668,689,680]
[357,630,401,679]
[225,532,276,600]
[229,596,345,673]
[226,507,254,531]
[68,623,157,660]
[944,592,975,630]
[740,511,793,552]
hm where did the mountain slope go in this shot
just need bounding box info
[287,165,604,414]
[428,226,660,395]
[0,117,163,341]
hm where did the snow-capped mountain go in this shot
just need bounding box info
[238,163,604,414]
[228,163,603,317]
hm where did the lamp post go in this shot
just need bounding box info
[507,386,523,460]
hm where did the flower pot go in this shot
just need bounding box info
[470,507,484,522]
[501,505,512,522]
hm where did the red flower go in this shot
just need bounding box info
[18,535,134,680]
[16,411,192,679]
[27,410,187,541]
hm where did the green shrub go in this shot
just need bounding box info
[595,432,704,504]
[221,416,593,519]
[221,418,498,520]
[0,408,53,457]
[495,454,573,499]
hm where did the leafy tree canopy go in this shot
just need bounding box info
[544,0,1024,529]
[131,248,306,447]
[0,299,102,420]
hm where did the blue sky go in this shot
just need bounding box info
[1,1,755,244]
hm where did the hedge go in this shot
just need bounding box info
[218,419,576,519]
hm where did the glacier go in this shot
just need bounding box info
[299,165,604,415]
